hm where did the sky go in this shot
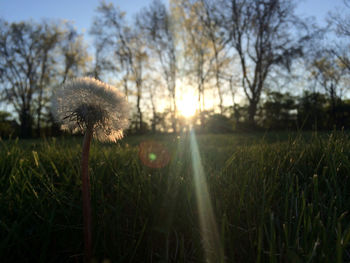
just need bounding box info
[0,0,347,50]
[0,0,347,34]
[0,0,348,112]
[0,0,159,34]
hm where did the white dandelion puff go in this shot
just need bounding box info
[52,77,130,142]
[51,77,130,261]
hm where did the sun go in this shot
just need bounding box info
[177,91,197,118]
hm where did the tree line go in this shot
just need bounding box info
[1,0,350,137]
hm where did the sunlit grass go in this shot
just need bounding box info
[1,131,350,262]
[190,129,224,262]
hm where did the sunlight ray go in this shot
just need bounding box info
[189,129,225,262]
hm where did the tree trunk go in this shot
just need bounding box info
[248,101,257,128]
[20,108,32,138]
[123,77,129,99]
[214,49,223,114]
[37,52,48,137]
[152,111,156,133]
[216,74,224,115]
[172,93,177,133]
[36,103,42,137]
[330,85,337,128]
[136,81,143,132]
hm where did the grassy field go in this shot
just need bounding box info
[1,131,350,262]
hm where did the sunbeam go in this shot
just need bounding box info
[189,129,225,263]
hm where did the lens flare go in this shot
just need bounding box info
[189,129,224,262]
[149,153,157,161]
[138,141,170,168]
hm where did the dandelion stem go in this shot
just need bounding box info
[81,126,93,263]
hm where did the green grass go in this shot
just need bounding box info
[0,131,350,262]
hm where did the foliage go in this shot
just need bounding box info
[1,0,350,136]
[0,19,89,138]
[204,113,233,133]
[0,111,17,138]
[297,91,329,130]
[137,0,179,132]
[261,92,297,130]
[91,2,148,132]
[218,0,311,125]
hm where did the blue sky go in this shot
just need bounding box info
[0,0,347,112]
[0,0,346,33]
[0,0,159,33]
[0,0,346,53]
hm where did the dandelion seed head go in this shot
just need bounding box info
[52,77,130,142]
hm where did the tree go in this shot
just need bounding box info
[197,0,230,114]
[261,91,297,129]
[137,0,179,132]
[0,20,48,137]
[60,26,89,85]
[206,113,233,133]
[34,23,60,135]
[0,19,89,137]
[0,111,17,137]
[144,77,164,133]
[328,0,350,72]
[91,2,148,132]
[219,0,310,126]
[39,23,88,134]
[176,0,214,126]
[0,20,37,137]
[311,55,345,126]
[297,91,328,130]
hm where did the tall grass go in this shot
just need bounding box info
[0,132,349,262]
